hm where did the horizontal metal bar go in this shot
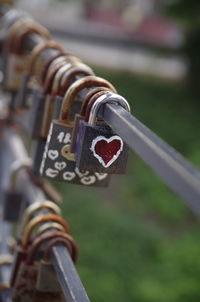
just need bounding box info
[51,245,90,302]
[99,103,200,214]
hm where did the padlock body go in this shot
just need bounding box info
[12,262,38,302]
[31,138,47,176]
[76,121,129,174]
[28,88,45,139]
[3,191,23,222]
[4,54,29,93]
[40,121,110,186]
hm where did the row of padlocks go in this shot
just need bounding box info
[0,6,131,301]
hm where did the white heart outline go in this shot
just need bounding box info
[80,175,96,185]
[48,150,59,160]
[95,172,108,180]
[90,135,123,168]
[55,161,67,171]
[75,167,89,178]
[63,171,76,181]
[45,168,59,178]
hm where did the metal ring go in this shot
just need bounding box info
[36,222,66,238]
[44,233,78,263]
[88,92,131,125]
[21,201,61,234]
[26,231,77,265]
[60,76,116,122]
[21,214,69,249]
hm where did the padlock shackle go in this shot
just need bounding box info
[9,159,32,191]
[43,60,67,95]
[28,40,64,75]
[5,17,34,51]
[45,56,83,96]
[80,86,116,118]
[60,76,116,123]
[51,62,76,97]
[88,92,131,125]
[22,214,70,249]
[14,23,50,55]
[44,235,78,263]
[59,63,94,97]
[36,222,66,238]
[40,53,67,85]
[21,201,61,234]
[85,89,113,122]
[25,231,77,265]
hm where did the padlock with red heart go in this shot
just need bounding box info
[75,92,131,174]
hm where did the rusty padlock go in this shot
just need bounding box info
[75,91,130,173]
[12,230,74,302]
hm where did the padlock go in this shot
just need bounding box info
[40,76,115,186]
[12,231,75,302]
[14,41,64,110]
[3,19,50,95]
[70,86,117,153]
[36,231,77,296]
[10,212,69,287]
[75,91,131,173]
[3,159,31,222]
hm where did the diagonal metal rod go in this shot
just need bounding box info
[99,103,200,214]
[51,245,90,302]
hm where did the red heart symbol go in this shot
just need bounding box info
[90,136,123,168]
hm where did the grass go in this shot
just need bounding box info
[55,70,200,302]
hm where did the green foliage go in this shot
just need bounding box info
[55,70,200,302]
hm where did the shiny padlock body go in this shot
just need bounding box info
[75,120,129,174]
[40,121,110,186]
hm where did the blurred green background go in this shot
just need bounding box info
[55,69,200,302]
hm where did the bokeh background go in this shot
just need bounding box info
[16,1,200,301]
